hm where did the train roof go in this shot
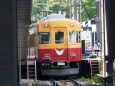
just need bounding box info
[37,14,79,24]
[30,14,81,31]
[39,14,65,22]
[38,18,80,26]
[37,14,68,24]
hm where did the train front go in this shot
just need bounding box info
[36,18,82,76]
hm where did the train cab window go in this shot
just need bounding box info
[55,32,64,44]
[38,32,50,44]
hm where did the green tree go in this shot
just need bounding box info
[81,0,96,21]
[31,0,96,24]
[31,0,49,23]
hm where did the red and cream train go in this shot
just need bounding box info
[28,14,82,76]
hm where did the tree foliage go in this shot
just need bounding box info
[31,0,96,24]
[81,0,96,21]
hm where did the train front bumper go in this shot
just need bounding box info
[41,68,79,76]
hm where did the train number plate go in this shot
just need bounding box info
[57,62,65,65]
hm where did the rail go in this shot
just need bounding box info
[69,79,80,86]
[49,79,58,86]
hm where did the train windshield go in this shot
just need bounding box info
[55,32,64,44]
[38,32,50,44]
[69,30,81,43]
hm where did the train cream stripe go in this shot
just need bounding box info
[37,44,81,49]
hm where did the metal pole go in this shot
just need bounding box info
[95,0,101,42]
[95,0,106,78]
[68,0,72,18]
[103,0,113,85]
[94,32,95,49]
[74,0,77,20]
[19,28,22,82]
[99,0,113,85]
[100,0,106,78]
[78,0,81,22]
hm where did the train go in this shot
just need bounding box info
[28,14,82,77]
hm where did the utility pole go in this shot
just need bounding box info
[74,0,81,21]
[97,0,113,85]
[95,0,107,84]
[68,0,72,18]
[95,0,101,43]
[78,0,81,22]
[74,0,77,20]
[102,0,113,85]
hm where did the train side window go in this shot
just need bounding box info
[76,31,81,43]
[55,32,64,44]
[38,32,50,44]
[76,31,78,43]
[78,31,81,43]
[69,30,77,43]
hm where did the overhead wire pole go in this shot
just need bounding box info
[102,0,113,85]
[95,0,107,85]
[97,0,113,85]
[100,0,109,80]
[74,0,77,20]
[100,0,106,79]
[78,0,81,22]
[68,0,72,18]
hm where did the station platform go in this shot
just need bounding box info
[19,79,104,86]
[19,79,33,86]
[19,79,51,86]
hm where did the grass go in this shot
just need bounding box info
[80,75,102,83]
[32,80,37,86]
[91,75,101,83]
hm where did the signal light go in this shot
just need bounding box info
[70,53,76,57]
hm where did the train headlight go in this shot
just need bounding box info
[70,53,76,57]
[44,54,50,57]
[43,54,51,62]
[44,23,49,28]
[70,22,74,27]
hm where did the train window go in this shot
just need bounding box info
[76,31,78,43]
[69,30,77,43]
[55,32,64,44]
[38,32,50,44]
[69,31,81,43]
[76,31,81,43]
[78,31,81,43]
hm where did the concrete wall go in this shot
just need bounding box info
[0,0,18,86]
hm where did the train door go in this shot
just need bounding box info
[52,28,68,61]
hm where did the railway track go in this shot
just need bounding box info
[49,79,81,86]
[20,77,104,86]
[69,79,80,86]
[49,79,58,86]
